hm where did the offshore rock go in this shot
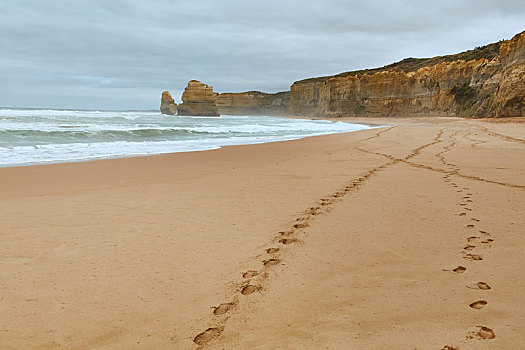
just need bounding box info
[160,91,178,115]
[177,80,219,116]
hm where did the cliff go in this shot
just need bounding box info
[160,91,178,115]
[177,80,219,116]
[215,91,289,116]
[289,30,525,118]
[161,30,524,118]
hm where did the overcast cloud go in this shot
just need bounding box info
[0,0,523,110]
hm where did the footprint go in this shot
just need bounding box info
[242,270,258,278]
[467,236,480,242]
[263,258,280,266]
[280,231,294,237]
[279,238,298,245]
[441,346,459,350]
[466,224,475,228]
[241,285,260,295]
[481,239,494,244]
[459,213,467,216]
[266,248,280,254]
[467,282,491,290]
[443,266,466,273]
[465,208,472,211]
[471,218,480,222]
[477,326,496,339]
[466,199,473,203]
[464,244,476,251]
[463,254,483,261]
[469,300,487,309]
[213,302,234,315]
[293,222,309,229]
[479,230,490,236]
[193,327,223,345]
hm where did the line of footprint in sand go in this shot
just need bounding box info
[361,128,525,190]
[478,125,525,145]
[439,131,496,349]
[192,129,397,347]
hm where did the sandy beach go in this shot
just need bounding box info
[1,117,524,349]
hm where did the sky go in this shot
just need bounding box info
[0,0,524,110]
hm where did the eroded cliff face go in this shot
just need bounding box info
[289,30,525,118]
[160,91,178,115]
[215,91,289,116]
[161,30,524,118]
[178,80,219,116]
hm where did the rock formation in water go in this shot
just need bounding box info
[289,30,525,118]
[161,30,524,118]
[177,80,219,116]
[160,91,178,115]
[215,91,289,116]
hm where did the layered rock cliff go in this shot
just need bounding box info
[161,30,524,118]
[289,30,525,118]
[177,80,219,116]
[160,91,178,115]
[215,91,289,116]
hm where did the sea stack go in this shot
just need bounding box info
[160,91,178,115]
[177,80,219,116]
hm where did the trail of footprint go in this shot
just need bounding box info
[192,126,416,345]
[435,128,499,346]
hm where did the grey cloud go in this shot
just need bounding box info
[0,0,524,109]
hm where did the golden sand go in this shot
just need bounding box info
[1,117,524,349]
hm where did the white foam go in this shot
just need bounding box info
[0,109,377,167]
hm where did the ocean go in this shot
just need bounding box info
[0,108,374,167]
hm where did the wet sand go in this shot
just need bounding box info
[1,117,524,349]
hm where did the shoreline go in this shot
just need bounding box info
[0,114,376,169]
[0,117,381,169]
[1,117,524,349]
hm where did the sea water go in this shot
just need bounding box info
[0,108,373,167]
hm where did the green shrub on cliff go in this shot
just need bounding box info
[449,83,478,117]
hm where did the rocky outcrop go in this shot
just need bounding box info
[160,91,178,115]
[215,91,289,116]
[177,80,219,116]
[289,30,525,118]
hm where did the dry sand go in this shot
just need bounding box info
[1,117,524,349]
